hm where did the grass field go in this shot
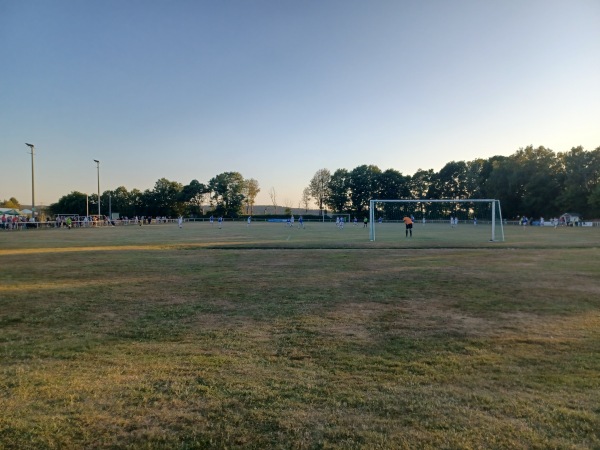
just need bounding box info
[1,222,599,449]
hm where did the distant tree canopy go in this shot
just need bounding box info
[48,191,88,216]
[242,178,260,215]
[180,180,208,216]
[45,145,600,219]
[0,197,21,209]
[308,168,331,213]
[208,172,245,217]
[49,172,257,218]
[308,145,600,219]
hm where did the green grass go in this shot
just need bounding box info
[1,222,600,448]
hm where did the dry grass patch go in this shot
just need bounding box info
[1,229,600,448]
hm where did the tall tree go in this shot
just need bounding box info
[377,168,410,217]
[483,156,523,219]
[308,168,331,214]
[49,192,88,216]
[140,189,155,216]
[431,161,476,216]
[300,187,311,212]
[209,172,245,217]
[100,190,116,217]
[461,159,490,219]
[107,186,134,218]
[151,178,184,216]
[557,146,600,215]
[348,165,381,214]
[128,189,145,217]
[588,184,600,217]
[180,180,208,216]
[464,159,487,199]
[409,169,435,199]
[0,197,21,209]
[377,169,410,199]
[433,161,469,199]
[269,187,278,214]
[484,147,562,218]
[478,156,506,199]
[242,178,260,215]
[587,147,600,217]
[408,169,436,219]
[514,146,561,217]
[325,168,350,213]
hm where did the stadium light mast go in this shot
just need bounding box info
[25,143,36,219]
[94,159,100,217]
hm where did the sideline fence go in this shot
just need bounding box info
[3,217,600,231]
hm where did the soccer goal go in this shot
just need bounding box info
[368,199,505,242]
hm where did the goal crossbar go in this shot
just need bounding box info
[369,199,504,242]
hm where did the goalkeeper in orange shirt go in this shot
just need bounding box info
[403,215,413,238]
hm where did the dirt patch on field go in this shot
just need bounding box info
[321,296,600,344]
[322,299,494,342]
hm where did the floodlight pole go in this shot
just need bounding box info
[25,143,35,219]
[94,159,100,217]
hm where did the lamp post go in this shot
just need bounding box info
[94,159,100,217]
[25,143,35,219]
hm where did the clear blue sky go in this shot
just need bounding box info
[2,0,599,208]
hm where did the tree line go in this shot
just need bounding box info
[307,146,600,219]
[39,145,600,219]
[48,172,260,218]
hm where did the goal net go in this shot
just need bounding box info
[368,199,504,242]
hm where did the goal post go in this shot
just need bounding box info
[369,199,504,242]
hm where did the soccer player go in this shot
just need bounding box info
[298,216,304,229]
[218,216,223,229]
[247,216,251,226]
[403,215,413,237]
[178,216,183,228]
[363,217,368,228]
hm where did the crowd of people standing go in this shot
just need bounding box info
[1,214,37,230]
